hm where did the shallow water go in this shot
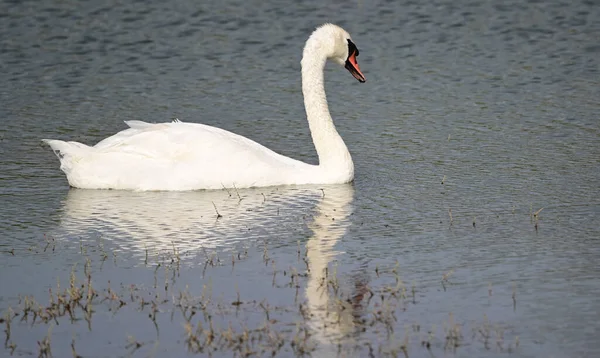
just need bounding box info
[1,0,599,357]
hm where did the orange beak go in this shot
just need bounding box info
[345,52,366,83]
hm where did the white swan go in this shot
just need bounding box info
[43,23,366,191]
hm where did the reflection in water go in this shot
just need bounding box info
[0,0,595,354]
[60,187,323,255]
[304,184,357,352]
[60,184,357,349]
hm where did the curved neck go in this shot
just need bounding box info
[301,44,353,176]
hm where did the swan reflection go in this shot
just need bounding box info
[60,184,358,349]
[304,184,357,352]
[60,187,323,255]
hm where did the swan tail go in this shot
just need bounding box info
[42,139,93,175]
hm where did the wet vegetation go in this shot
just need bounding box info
[1,235,520,357]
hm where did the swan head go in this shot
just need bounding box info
[304,23,366,83]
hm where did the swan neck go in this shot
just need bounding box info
[301,48,353,176]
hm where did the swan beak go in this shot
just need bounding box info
[345,52,366,83]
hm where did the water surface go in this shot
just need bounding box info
[1,0,599,357]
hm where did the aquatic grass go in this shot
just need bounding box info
[512,282,517,311]
[211,201,223,219]
[3,308,14,350]
[232,183,243,203]
[37,325,53,358]
[532,207,544,231]
[1,239,521,357]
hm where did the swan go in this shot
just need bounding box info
[43,23,366,191]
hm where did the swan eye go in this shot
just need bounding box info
[347,39,359,57]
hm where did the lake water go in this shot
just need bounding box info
[1,0,599,357]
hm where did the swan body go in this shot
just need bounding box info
[43,24,366,191]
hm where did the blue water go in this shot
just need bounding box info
[1,0,599,357]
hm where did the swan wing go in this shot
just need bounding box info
[94,120,295,165]
[68,120,310,190]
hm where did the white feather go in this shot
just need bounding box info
[43,24,363,191]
